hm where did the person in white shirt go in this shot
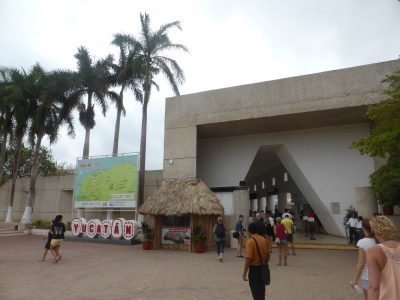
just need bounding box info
[355,216,364,246]
[346,213,358,245]
[248,211,256,224]
[351,218,376,300]
[281,208,292,220]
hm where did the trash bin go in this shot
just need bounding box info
[230,230,238,248]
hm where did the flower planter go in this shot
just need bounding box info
[194,244,205,253]
[142,241,152,250]
[383,205,394,216]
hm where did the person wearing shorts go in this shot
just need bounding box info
[281,214,296,255]
[50,215,66,264]
[274,217,288,266]
[236,215,246,258]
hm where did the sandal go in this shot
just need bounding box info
[284,263,288,266]
[276,263,282,266]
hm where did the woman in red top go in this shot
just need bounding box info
[274,217,288,266]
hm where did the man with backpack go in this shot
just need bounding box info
[213,216,226,262]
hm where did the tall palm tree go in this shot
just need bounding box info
[120,13,188,209]
[0,67,14,183]
[21,64,78,224]
[74,46,114,158]
[4,67,33,222]
[110,35,143,155]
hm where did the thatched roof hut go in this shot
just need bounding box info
[139,179,224,216]
[139,179,224,251]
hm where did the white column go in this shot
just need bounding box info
[267,196,275,212]
[260,197,267,212]
[78,208,85,218]
[278,193,287,213]
[250,199,257,212]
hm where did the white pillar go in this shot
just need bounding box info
[278,193,287,213]
[260,197,267,212]
[78,208,85,218]
[106,210,113,220]
[250,199,257,212]
[267,196,275,212]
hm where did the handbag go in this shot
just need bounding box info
[233,231,239,239]
[251,237,270,285]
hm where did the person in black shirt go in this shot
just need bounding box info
[50,215,66,263]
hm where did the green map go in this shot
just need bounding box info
[74,154,138,208]
[77,163,137,201]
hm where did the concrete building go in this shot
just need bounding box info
[0,170,162,224]
[1,60,400,236]
[163,59,400,236]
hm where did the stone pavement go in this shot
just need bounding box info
[0,235,364,300]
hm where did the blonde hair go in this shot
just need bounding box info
[370,216,398,240]
[276,217,282,224]
[217,216,223,223]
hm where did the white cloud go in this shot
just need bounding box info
[1,0,400,170]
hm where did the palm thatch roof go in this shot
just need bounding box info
[138,179,224,216]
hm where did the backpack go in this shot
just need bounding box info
[215,223,225,238]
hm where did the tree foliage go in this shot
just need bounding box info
[1,142,75,180]
[351,68,400,206]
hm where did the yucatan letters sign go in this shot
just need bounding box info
[71,218,139,240]
[74,154,138,208]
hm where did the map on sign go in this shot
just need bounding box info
[74,154,138,208]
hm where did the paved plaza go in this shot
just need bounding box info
[0,234,364,300]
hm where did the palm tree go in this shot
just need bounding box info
[3,67,33,222]
[0,67,14,183]
[110,35,143,156]
[21,64,78,224]
[120,13,188,209]
[74,46,114,158]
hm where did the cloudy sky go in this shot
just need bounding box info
[1,0,400,170]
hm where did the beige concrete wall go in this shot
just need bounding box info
[164,60,400,181]
[0,170,163,224]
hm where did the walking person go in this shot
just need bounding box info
[50,215,66,264]
[264,218,274,253]
[274,217,288,266]
[367,215,400,300]
[346,213,358,245]
[236,215,246,258]
[267,212,275,242]
[281,214,296,255]
[213,216,226,262]
[351,218,376,300]
[38,220,54,261]
[242,222,270,300]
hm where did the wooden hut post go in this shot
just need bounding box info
[150,215,162,250]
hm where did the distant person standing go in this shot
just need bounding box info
[346,213,358,245]
[282,208,292,219]
[308,210,316,240]
[274,217,288,266]
[355,216,364,246]
[236,215,246,258]
[50,215,66,264]
[300,210,307,233]
[254,213,266,237]
[213,216,226,262]
[249,211,256,224]
[268,212,275,242]
[281,215,296,256]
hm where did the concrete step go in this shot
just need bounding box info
[271,241,357,252]
[0,222,20,230]
[0,229,26,237]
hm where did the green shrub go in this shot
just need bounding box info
[35,219,52,229]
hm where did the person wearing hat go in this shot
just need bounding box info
[346,213,358,245]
